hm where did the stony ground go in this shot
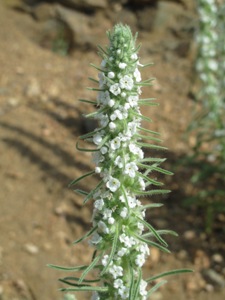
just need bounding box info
[0,1,224,300]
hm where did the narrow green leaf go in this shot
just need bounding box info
[143,230,178,238]
[79,255,101,283]
[132,268,142,300]
[90,63,105,72]
[83,180,104,204]
[101,224,119,276]
[139,172,163,186]
[73,226,97,245]
[87,87,105,92]
[136,216,168,247]
[147,280,167,297]
[139,98,157,101]
[129,262,135,300]
[47,264,90,272]
[88,77,99,84]
[79,128,103,140]
[69,171,95,187]
[140,158,166,163]
[132,112,152,123]
[76,141,99,152]
[73,189,88,196]
[151,166,173,176]
[97,45,108,56]
[141,203,164,210]
[139,101,159,106]
[135,134,162,143]
[60,286,108,293]
[138,126,160,136]
[133,234,170,254]
[140,62,154,68]
[134,189,170,196]
[136,142,167,150]
[146,269,193,283]
[79,99,97,105]
[60,276,100,283]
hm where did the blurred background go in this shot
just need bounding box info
[0,0,224,300]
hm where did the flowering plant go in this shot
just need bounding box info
[186,0,225,232]
[49,24,191,299]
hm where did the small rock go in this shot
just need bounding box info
[203,269,225,287]
[212,253,223,264]
[8,98,19,107]
[183,230,196,240]
[194,250,210,270]
[25,78,41,99]
[205,284,214,292]
[24,243,39,254]
[177,249,188,260]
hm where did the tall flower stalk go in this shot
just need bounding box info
[49,24,191,299]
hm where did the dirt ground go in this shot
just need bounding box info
[0,2,224,300]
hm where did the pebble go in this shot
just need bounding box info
[183,230,196,240]
[24,243,39,254]
[212,253,223,263]
[203,269,225,287]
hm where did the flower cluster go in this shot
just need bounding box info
[50,24,183,300]
[89,25,150,299]
[196,0,223,114]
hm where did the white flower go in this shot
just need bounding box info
[92,151,104,164]
[108,264,123,279]
[117,247,127,257]
[124,162,138,178]
[109,121,116,131]
[120,207,128,218]
[98,221,109,234]
[110,83,121,95]
[131,53,138,60]
[119,233,136,248]
[101,60,106,68]
[134,68,141,82]
[98,72,106,88]
[110,109,123,121]
[100,146,108,154]
[108,71,115,78]
[91,291,100,300]
[118,285,129,299]
[138,243,150,256]
[102,254,109,266]
[127,195,137,208]
[110,137,121,150]
[128,95,138,107]
[108,99,115,107]
[108,217,115,224]
[95,167,101,173]
[114,156,123,168]
[117,49,121,54]
[93,132,103,145]
[120,75,134,90]
[90,232,102,245]
[114,278,123,288]
[102,208,112,220]
[119,62,127,69]
[106,176,120,192]
[135,253,145,267]
[94,199,104,210]
[140,280,148,296]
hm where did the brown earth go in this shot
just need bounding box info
[0,2,224,300]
